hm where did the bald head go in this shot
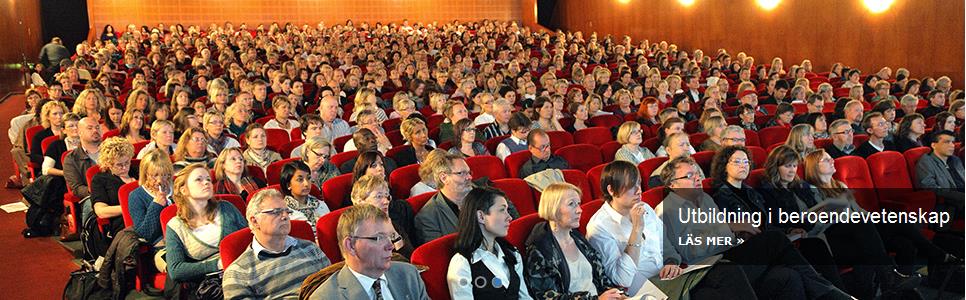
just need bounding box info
[79,117,102,145]
[319,95,341,122]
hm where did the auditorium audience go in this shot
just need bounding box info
[15,17,966,299]
[223,189,331,299]
[659,156,850,299]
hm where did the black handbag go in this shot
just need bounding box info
[21,174,54,206]
[63,263,110,300]
[194,271,224,300]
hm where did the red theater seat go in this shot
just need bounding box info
[410,234,457,300]
[507,213,543,250]
[867,151,935,212]
[492,178,538,216]
[555,144,603,173]
[465,155,507,180]
[574,127,614,146]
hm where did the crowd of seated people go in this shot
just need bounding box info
[10,18,965,298]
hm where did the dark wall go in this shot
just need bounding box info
[40,0,89,52]
[0,0,43,99]
[546,0,964,87]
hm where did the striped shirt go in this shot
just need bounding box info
[223,237,330,299]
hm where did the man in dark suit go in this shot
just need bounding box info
[413,152,471,245]
[310,205,429,300]
[915,130,964,215]
[683,75,704,104]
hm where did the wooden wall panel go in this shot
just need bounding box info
[87,0,521,32]
[0,0,43,98]
[549,0,964,87]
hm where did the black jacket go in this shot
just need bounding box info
[712,180,777,232]
[759,180,820,231]
[523,222,617,300]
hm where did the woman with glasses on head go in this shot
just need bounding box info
[447,186,533,300]
[351,174,416,258]
[213,147,266,201]
[524,182,625,300]
[449,118,488,157]
[614,121,654,165]
[164,163,247,297]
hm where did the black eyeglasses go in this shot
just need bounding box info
[350,233,401,245]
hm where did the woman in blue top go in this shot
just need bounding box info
[164,163,247,297]
[127,148,174,246]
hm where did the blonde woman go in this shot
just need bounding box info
[784,124,816,158]
[700,115,728,152]
[164,163,247,290]
[91,137,136,237]
[241,123,281,173]
[411,149,446,196]
[202,111,240,154]
[125,89,155,114]
[614,121,654,165]
[138,120,176,158]
[351,174,417,258]
[393,118,434,167]
[128,148,174,245]
[389,96,417,120]
[29,101,68,174]
[349,87,388,122]
[72,89,106,120]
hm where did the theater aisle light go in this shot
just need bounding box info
[863,0,895,13]
[757,0,781,10]
[617,0,631,4]
[679,0,695,7]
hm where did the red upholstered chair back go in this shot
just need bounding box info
[118,181,140,227]
[315,207,350,263]
[410,233,458,300]
[492,178,538,216]
[389,164,421,200]
[578,199,604,235]
[465,155,508,180]
[506,213,544,250]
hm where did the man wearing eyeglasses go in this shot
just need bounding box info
[414,152,473,245]
[311,204,429,300]
[855,112,895,158]
[518,128,570,179]
[824,119,857,159]
[843,100,866,135]
[223,189,331,299]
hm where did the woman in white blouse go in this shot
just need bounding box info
[586,161,665,298]
[613,121,655,165]
[447,186,532,300]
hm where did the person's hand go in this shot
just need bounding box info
[629,202,647,228]
[660,264,683,280]
[598,288,627,300]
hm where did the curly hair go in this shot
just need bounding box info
[709,145,750,186]
[98,136,135,170]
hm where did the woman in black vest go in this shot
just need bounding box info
[447,186,532,299]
